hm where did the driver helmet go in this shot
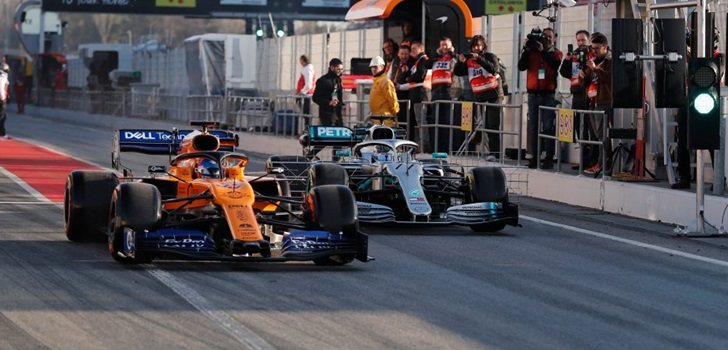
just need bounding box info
[196,158,220,178]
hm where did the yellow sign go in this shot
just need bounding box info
[461,102,473,132]
[156,0,196,8]
[558,108,575,143]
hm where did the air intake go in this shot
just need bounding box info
[192,134,220,151]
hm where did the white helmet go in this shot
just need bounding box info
[369,56,385,67]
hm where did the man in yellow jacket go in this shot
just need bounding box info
[368,56,399,126]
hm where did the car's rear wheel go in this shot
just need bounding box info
[65,171,119,242]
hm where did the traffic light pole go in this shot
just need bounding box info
[694,0,707,235]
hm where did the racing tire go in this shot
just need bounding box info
[305,185,357,232]
[64,171,119,242]
[466,166,508,203]
[467,167,509,233]
[308,163,348,188]
[305,185,358,266]
[107,183,161,264]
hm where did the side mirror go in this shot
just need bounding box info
[148,165,167,173]
[268,167,285,174]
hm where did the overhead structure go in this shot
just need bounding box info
[346,0,474,56]
[40,0,358,21]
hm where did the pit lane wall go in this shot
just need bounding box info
[24,104,726,229]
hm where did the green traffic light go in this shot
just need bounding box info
[256,29,264,37]
[694,93,716,114]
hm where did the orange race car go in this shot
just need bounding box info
[64,122,368,265]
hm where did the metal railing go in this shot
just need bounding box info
[420,100,524,166]
[537,105,607,177]
[38,88,130,117]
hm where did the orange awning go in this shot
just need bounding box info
[345,0,473,37]
[345,0,405,21]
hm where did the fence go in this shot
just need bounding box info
[38,88,131,117]
[420,100,524,166]
[538,105,607,177]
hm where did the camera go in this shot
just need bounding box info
[525,28,543,51]
[574,47,589,68]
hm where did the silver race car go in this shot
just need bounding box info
[268,125,519,232]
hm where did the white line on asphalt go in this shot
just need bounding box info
[145,267,276,350]
[521,215,728,268]
[0,166,52,203]
[0,201,60,205]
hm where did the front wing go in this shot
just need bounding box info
[357,201,519,226]
[122,228,369,262]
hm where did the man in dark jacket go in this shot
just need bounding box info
[391,45,412,127]
[454,35,503,160]
[518,27,563,169]
[313,58,344,126]
[404,41,429,144]
[559,29,594,169]
[429,37,458,153]
[583,32,613,175]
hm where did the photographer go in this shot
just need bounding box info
[559,29,595,169]
[518,27,563,169]
[583,32,613,175]
[454,35,503,160]
[428,37,458,152]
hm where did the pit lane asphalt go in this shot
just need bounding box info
[2,113,728,350]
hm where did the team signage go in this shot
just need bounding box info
[42,0,357,19]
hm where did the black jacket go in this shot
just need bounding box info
[406,53,429,103]
[454,50,501,101]
[559,47,590,95]
[312,71,343,118]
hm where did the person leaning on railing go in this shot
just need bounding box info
[518,27,563,169]
[368,56,399,127]
[455,35,504,161]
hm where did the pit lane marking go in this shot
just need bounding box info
[145,267,276,350]
[0,201,61,205]
[522,215,728,268]
[0,166,53,204]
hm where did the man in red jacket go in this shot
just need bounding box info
[518,28,563,169]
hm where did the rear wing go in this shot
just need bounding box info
[112,128,237,170]
[115,129,237,155]
[301,125,408,149]
[302,126,366,147]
